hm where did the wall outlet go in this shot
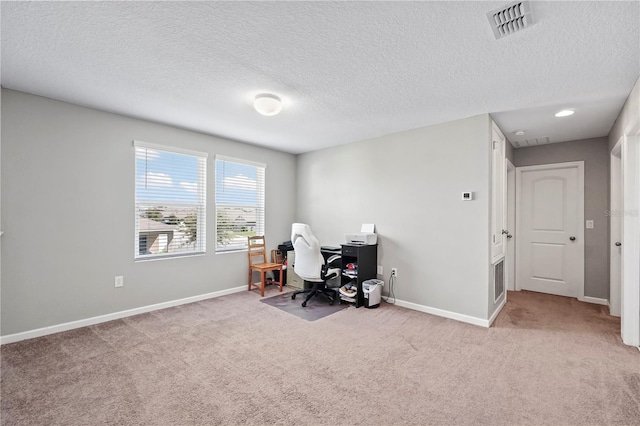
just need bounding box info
[586,220,594,229]
[377,265,383,275]
[114,276,124,288]
[391,268,398,278]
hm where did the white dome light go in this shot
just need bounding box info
[555,109,575,118]
[253,94,282,116]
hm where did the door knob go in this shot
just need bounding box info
[502,229,509,235]
[615,242,622,247]
[506,234,513,239]
[569,236,576,241]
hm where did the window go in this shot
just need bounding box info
[215,155,265,252]
[134,141,207,260]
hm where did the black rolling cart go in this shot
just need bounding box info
[339,244,377,308]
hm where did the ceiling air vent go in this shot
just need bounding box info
[512,136,551,148]
[487,1,534,39]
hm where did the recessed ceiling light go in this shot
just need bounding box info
[555,109,575,118]
[253,93,282,116]
[514,130,526,136]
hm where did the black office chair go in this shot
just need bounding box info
[290,223,341,307]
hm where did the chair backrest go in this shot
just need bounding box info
[291,223,325,281]
[248,236,268,266]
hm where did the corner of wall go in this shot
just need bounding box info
[609,76,640,151]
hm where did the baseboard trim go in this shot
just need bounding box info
[582,296,609,306]
[392,299,491,328]
[488,297,507,327]
[0,285,246,345]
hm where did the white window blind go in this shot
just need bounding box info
[215,155,265,252]
[134,141,207,260]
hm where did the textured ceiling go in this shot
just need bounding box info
[1,1,639,154]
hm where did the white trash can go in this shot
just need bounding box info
[362,279,384,309]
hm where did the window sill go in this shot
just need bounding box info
[135,252,206,262]
[215,248,248,255]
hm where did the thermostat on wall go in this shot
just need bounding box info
[462,192,473,201]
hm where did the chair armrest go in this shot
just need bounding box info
[321,255,342,281]
[326,254,341,267]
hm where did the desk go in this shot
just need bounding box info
[321,246,342,259]
[286,244,378,308]
[286,247,346,290]
[286,245,378,304]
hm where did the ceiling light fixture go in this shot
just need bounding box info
[514,130,526,136]
[253,93,282,116]
[555,109,575,118]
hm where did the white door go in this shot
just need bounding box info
[610,144,622,317]
[516,162,584,298]
[491,122,507,263]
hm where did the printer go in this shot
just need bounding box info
[345,223,377,245]
[345,233,377,245]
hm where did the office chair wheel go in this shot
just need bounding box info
[329,299,335,306]
[302,301,307,307]
[291,294,296,300]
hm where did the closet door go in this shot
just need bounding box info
[491,122,507,263]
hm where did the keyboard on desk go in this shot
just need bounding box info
[321,246,341,252]
[320,246,341,261]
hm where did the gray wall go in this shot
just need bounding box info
[297,114,492,320]
[1,89,297,335]
[513,137,610,299]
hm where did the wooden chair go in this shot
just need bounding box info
[247,236,283,297]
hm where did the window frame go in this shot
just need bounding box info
[134,140,208,261]
[215,155,266,253]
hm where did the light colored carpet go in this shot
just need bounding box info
[1,289,639,425]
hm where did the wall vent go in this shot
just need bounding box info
[493,259,505,303]
[487,1,534,39]
[512,136,551,148]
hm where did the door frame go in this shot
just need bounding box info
[609,141,622,317]
[515,161,585,300]
[506,159,516,291]
[620,131,640,347]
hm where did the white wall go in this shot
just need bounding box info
[609,76,640,151]
[297,114,492,320]
[1,89,297,336]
